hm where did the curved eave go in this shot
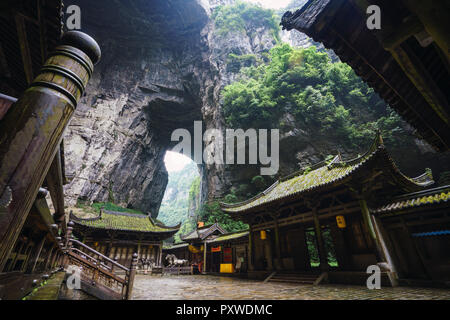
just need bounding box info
[372,185,450,216]
[221,143,433,216]
[71,220,180,236]
[70,211,180,235]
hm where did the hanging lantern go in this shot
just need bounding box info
[260,230,267,240]
[188,245,203,253]
[336,215,346,228]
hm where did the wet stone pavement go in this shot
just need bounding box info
[131,275,450,300]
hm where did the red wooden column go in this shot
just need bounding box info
[0,31,101,270]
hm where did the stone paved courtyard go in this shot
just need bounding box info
[131,275,450,300]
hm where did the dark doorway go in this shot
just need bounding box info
[305,226,339,268]
[323,226,339,268]
[305,227,320,268]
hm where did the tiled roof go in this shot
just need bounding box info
[372,186,450,215]
[221,134,434,214]
[70,210,180,233]
[164,243,189,250]
[207,231,249,244]
[181,223,226,241]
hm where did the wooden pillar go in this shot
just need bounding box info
[359,199,384,262]
[264,231,273,271]
[158,242,163,266]
[106,236,113,258]
[248,226,254,271]
[0,31,101,271]
[203,240,207,274]
[312,207,328,271]
[28,235,46,273]
[372,215,399,286]
[125,253,137,300]
[273,217,282,270]
[62,221,74,267]
[329,222,350,270]
[137,241,141,259]
[45,149,66,225]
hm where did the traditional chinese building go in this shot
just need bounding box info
[70,209,180,269]
[205,230,249,274]
[164,223,249,274]
[220,133,447,286]
[372,185,450,286]
[281,0,450,151]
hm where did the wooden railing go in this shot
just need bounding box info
[63,223,137,300]
[163,266,194,275]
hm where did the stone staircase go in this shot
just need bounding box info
[265,271,325,285]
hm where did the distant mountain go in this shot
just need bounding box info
[158,161,200,227]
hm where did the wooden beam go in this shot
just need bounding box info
[388,43,449,125]
[380,16,424,51]
[45,148,65,223]
[404,0,450,63]
[14,14,34,84]
[37,0,48,64]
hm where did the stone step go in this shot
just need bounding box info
[269,278,316,284]
[273,273,318,278]
[268,272,320,285]
[271,275,318,280]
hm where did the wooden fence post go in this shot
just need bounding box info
[125,253,138,300]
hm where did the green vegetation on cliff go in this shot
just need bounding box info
[212,1,280,42]
[197,201,248,233]
[222,43,412,149]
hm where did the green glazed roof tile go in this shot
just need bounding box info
[373,186,450,214]
[71,210,180,233]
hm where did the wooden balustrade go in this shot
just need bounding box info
[64,235,137,300]
[163,266,194,275]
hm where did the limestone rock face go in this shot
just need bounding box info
[62,0,275,215]
[62,0,449,218]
